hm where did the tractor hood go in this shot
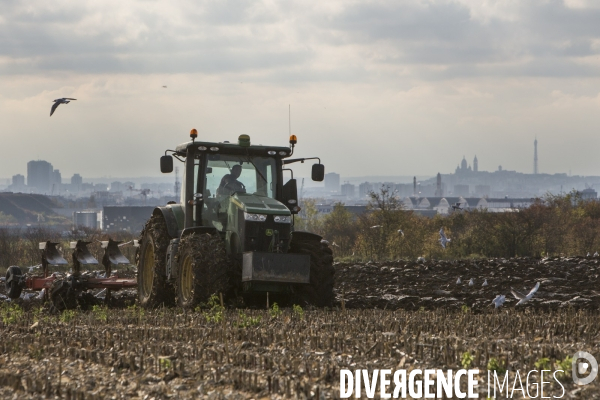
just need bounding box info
[230,193,291,215]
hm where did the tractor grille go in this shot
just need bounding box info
[239,210,291,253]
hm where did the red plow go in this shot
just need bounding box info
[4,239,137,310]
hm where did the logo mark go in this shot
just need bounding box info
[572,351,598,385]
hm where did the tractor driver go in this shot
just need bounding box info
[217,164,246,196]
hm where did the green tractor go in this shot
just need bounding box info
[137,129,334,309]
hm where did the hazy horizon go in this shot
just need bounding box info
[2,0,600,180]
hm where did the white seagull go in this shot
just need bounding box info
[398,229,404,237]
[587,252,591,257]
[439,228,451,249]
[511,282,540,306]
[371,225,382,229]
[595,252,599,257]
[492,295,506,308]
[482,279,488,287]
[468,278,474,286]
[456,277,462,284]
[50,98,77,116]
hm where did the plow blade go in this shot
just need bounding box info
[40,241,68,265]
[71,241,99,265]
[103,239,131,265]
[242,252,310,284]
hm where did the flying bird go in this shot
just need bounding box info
[50,98,77,116]
[492,295,505,308]
[370,225,382,229]
[451,202,463,211]
[511,282,540,306]
[439,228,451,249]
[162,85,167,88]
[398,229,404,237]
[331,241,340,248]
[482,279,488,287]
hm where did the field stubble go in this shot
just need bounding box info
[0,256,599,398]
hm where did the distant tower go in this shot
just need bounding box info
[534,138,538,174]
[473,155,478,172]
[435,173,443,197]
[413,176,417,197]
[461,156,467,170]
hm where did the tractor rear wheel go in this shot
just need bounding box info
[290,235,335,307]
[50,278,78,312]
[176,233,231,309]
[5,266,23,299]
[137,214,175,308]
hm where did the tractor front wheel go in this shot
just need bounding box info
[176,233,231,309]
[5,266,23,299]
[137,214,175,308]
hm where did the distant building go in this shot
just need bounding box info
[324,173,340,193]
[341,182,355,198]
[454,184,469,197]
[473,155,478,172]
[474,184,491,197]
[71,174,83,192]
[12,174,25,187]
[73,211,98,229]
[579,188,597,200]
[358,182,373,198]
[27,160,53,193]
[103,206,155,232]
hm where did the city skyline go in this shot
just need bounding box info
[1,1,600,179]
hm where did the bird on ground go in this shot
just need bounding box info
[482,279,488,287]
[331,241,340,248]
[451,202,463,211]
[50,98,77,116]
[511,282,540,306]
[36,288,46,300]
[456,277,462,284]
[492,295,506,308]
[398,229,404,237]
[468,278,474,286]
[587,252,591,257]
[320,239,329,245]
[595,252,599,257]
[439,228,451,248]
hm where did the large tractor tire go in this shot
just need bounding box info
[289,234,335,307]
[176,233,231,309]
[137,214,175,308]
[5,266,23,299]
[50,278,78,312]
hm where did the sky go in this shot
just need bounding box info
[2,0,600,181]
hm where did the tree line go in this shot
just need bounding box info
[295,186,600,261]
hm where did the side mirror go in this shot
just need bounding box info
[311,164,325,182]
[282,179,299,214]
[160,155,173,173]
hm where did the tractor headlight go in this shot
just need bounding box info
[244,212,267,222]
[274,215,291,223]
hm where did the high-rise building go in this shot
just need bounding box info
[12,174,25,187]
[71,174,83,192]
[324,172,340,193]
[358,182,373,198]
[534,138,538,174]
[434,173,443,197]
[341,182,355,198]
[27,160,53,193]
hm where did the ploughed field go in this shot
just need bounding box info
[335,256,600,311]
[0,256,599,398]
